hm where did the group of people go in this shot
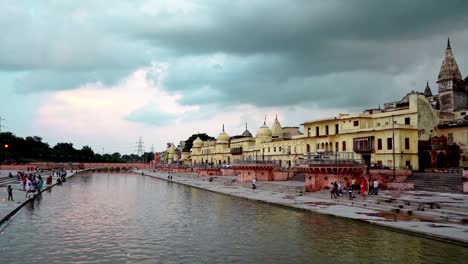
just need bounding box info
[5,168,69,201]
[331,177,379,200]
[19,173,45,198]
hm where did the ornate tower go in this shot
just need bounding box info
[437,38,466,111]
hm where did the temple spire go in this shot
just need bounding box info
[438,38,462,82]
[424,81,433,97]
[264,115,266,125]
[222,124,225,131]
[245,122,248,130]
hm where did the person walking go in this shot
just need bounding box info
[338,182,343,197]
[7,185,14,201]
[373,179,379,195]
[251,177,257,189]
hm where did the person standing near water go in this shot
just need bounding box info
[360,179,366,200]
[7,185,13,201]
[251,177,257,189]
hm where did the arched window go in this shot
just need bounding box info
[306,144,310,153]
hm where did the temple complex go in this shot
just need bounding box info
[161,40,468,173]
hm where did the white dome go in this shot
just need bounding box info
[193,137,203,148]
[256,123,272,138]
[216,125,230,144]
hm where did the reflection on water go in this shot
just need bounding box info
[0,172,466,264]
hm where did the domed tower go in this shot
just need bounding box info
[192,137,203,149]
[256,118,272,144]
[216,124,230,144]
[271,115,283,138]
[241,123,253,137]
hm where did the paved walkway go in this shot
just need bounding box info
[138,169,468,246]
[0,170,78,227]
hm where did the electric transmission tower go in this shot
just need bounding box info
[135,137,145,156]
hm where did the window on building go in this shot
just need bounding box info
[279,147,282,152]
[274,147,276,152]
[307,128,311,137]
[405,117,410,125]
[377,122,381,126]
[306,144,310,153]
[353,120,359,127]
[387,138,392,150]
[405,138,410,150]
[316,127,319,136]
[335,142,339,152]
[294,147,296,153]
[335,124,339,134]
[268,147,270,152]
[263,148,265,153]
[317,143,320,149]
[377,138,382,150]
[342,141,346,151]
[325,125,329,135]
[448,133,454,144]
[321,143,324,149]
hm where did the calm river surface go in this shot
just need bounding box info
[0,172,467,263]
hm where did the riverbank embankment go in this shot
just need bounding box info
[0,170,80,227]
[137,169,468,246]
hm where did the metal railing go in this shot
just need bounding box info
[231,159,280,165]
[296,152,363,166]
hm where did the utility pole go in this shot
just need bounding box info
[392,114,396,181]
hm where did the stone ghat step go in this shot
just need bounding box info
[408,177,462,181]
[354,197,468,214]
[342,200,468,222]
[411,186,462,191]
[408,179,462,182]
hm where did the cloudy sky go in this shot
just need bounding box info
[1,0,467,154]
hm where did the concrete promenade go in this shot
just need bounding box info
[0,170,79,228]
[138,169,468,246]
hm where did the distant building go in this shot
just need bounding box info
[166,40,468,171]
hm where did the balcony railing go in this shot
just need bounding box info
[296,152,363,166]
[231,159,280,166]
[353,137,374,153]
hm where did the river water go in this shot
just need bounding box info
[0,172,466,263]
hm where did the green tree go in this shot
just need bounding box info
[183,133,215,152]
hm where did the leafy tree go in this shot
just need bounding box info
[183,133,215,152]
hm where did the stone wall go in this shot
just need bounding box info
[1,163,149,170]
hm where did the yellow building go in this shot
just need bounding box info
[162,41,468,170]
[183,92,440,171]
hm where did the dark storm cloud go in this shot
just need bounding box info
[1,0,468,109]
[129,0,468,107]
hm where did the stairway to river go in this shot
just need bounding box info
[406,172,463,193]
